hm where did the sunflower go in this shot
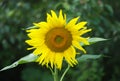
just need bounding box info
[25,10,91,69]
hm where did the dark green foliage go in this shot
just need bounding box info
[21,67,52,81]
[66,61,104,81]
[0,0,120,81]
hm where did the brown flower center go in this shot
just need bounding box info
[45,27,72,52]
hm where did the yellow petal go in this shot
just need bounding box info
[26,28,39,33]
[72,41,86,53]
[66,17,79,28]
[59,10,63,21]
[33,44,46,55]
[64,46,78,67]
[73,36,89,45]
[64,53,74,66]
[37,47,49,64]
[33,48,42,55]
[47,13,52,24]
[25,39,44,47]
[27,47,35,50]
[47,12,59,28]
[51,10,58,19]
[58,10,66,27]
[79,28,92,36]
[34,22,49,29]
[49,52,55,68]
[74,21,87,30]
[54,53,63,70]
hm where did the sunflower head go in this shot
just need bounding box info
[45,27,72,52]
[26,10,91,69]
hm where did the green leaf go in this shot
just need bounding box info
[18,53,38,64]
[77,55,102,62]
[81,37,107,46]
[105,4,113,15]
[0,53,38,71]
[88,37,107,44]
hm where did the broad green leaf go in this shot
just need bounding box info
[18,53,38,64]
[77,55,102,62]
[88,37,107,44]
[0,53,38,71]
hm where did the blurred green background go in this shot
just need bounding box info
[0,0,120,81]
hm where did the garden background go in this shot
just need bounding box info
[0,0,120,81]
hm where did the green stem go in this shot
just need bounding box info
[60,65,70,81]
[53,67,59,81]
[48,66,54,75]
